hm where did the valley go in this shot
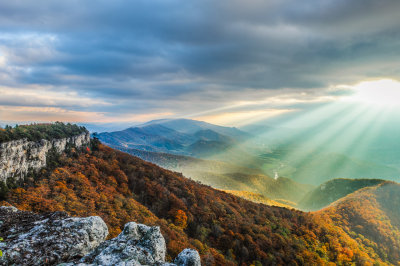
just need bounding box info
[96,118,400,209]
[1,123,400,265]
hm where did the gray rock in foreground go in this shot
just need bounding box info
[78,223,201,266]
[174,249,201,266]
[0,206,108,266]
[0,206,201,265]
[80,222,166,265]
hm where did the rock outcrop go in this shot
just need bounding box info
[174,249,201,266]
[0,206,108,265]
[79,222,166,265]
[0,132,90,183]
[0,206,201,266]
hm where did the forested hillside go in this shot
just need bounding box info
[299,178,387,210]
[315,182,400,263]
[1,141,398,265]
[222,190,295,208]
[116,147,313,203]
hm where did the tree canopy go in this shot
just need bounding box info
[0,122,87,143]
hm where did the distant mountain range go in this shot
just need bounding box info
[96,118,315,204]
[139,119,249,139]
[96,119,249,157]
[96,118,400,203]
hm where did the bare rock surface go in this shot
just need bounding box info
[174,249,201,266]
[0,206,201,265]
[79,222,166,265]
[0,206,107,266]
[0,132,90,183]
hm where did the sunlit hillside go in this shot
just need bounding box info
[314,182,400,263]
[222,190,295,208]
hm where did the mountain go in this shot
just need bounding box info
[186,140,232,157]
[96,119,244,158]
[140,118,250,139]
[194,129,234,142]
[98,118,400,188]
[299,178,387,211]
[96,124,193,153]
[1,124,400,265]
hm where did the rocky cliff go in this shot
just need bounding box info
[0,206,201,266]
[0,132,90,184]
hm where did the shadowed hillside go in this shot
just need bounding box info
[299,178,387,211]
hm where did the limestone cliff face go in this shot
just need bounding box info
[0,132,90,183]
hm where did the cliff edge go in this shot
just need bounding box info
[0,131,90,184]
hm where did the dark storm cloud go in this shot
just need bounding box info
[1,0,400,120]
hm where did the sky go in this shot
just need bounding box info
[1,0,400,127]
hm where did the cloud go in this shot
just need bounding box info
[0,85,109,108]
[0,105,174,124]
[195,109,295,127]
[0,0,399,124]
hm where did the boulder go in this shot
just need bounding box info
[0,206,201,265]
[174,249,201,266]
[0,207,107,266]
[79,222,166,265]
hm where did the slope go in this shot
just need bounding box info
[299,178,387,211]
[114,147,313,202]
[314,182,400,264]
[1,142,391,265]
[222,190,295,208]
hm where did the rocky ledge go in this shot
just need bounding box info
[0,132,90,183]
[0,206,201,266]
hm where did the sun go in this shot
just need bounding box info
[349,79,400,106]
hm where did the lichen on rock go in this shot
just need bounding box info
[0,206,107,266]
[79,222,166,265]
[0,207,201,266]
[174,249,201,266]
